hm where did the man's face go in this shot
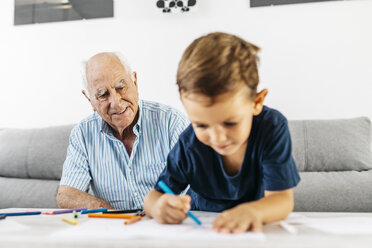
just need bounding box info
[85,56,139,135]
[181,87,265,159]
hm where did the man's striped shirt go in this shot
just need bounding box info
[60,99,189,209]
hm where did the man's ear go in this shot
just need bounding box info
[132,71,138,87]
[253,89,268,116]
[82,90,96,111]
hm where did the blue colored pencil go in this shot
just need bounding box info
[81,208,108,214]
[3,211,41,216]
[158,180,202,226]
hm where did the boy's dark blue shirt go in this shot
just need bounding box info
[154,106,300,212]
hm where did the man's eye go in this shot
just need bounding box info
[224,122,237,127]
[97,93,108,100]
[116,85,127,91]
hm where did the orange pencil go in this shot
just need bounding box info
[124,216,142,225]
[88,213,137,219]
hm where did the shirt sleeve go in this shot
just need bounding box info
[154,140,189,194]
[261,120,301,191]
[168,111,190,149]
[59,125,91,192]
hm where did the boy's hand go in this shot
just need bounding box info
[212,204,263,233]
[151,194,191,224]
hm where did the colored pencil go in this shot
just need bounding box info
[124,216,142,225]
[62,216,78,225]
[158,180,202,226]
[2,211,41,216]
[81,208,107,214]
[43,208,87,215]
[137,210,146,217]
[88,213,137,219]
[103,209,143,214]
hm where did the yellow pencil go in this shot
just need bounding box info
[62,216,78,225]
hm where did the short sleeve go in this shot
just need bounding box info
[59,126,91,192]
[261,120,300,191]
[168,111,190,149]
[154,140,189,194]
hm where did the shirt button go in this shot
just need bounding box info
[128,168,131,173]
[133,192,138,197]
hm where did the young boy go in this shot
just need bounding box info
[144,32,300,233]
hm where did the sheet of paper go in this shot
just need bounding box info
[293,217,372,235]
[0,219,31,233]
[284,213,372,235]
[285,212,309,223]
[51,212,265,240]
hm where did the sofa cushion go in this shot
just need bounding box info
[288,117,372,172]
[0,125,74,180]
[294,171,372,212]
[0,176,59,208]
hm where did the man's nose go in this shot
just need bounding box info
[108,92,122,108]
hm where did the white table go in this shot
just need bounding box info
[1,209,372,248]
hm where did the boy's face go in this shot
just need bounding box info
[181,87,267,158]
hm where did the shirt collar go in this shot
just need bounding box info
[98,99,143,137]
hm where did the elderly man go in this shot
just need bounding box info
[56,52,189,209]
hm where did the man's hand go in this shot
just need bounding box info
[212,204,263,233]
[56,185,114,209]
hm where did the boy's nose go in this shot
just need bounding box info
[209,127,227,144]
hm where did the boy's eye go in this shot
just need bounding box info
[195,124,208,129]
[224,122,237,127]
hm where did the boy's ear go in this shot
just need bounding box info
[82,90,96,111]
[253,89,268,116]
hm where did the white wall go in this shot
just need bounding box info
[0,0,371,128]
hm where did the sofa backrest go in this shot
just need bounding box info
[288,117,372,172]
[0,125,75,180]
[0,118,371,180]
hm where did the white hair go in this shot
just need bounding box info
[81,52,134,97]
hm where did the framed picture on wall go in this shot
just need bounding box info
[14,0,114,25]
[251,0,345,7]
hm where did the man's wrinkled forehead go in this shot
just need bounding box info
[86,55,127,87]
